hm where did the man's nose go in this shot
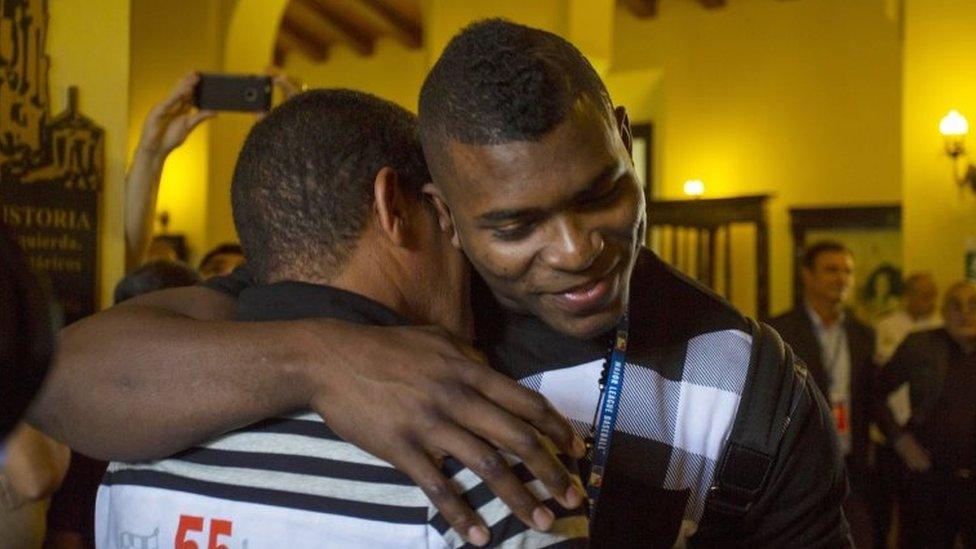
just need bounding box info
[540,216,604,272]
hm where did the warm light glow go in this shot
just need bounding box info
[683,179,705,197]
[940,110,969,136]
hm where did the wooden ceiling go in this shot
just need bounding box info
[275,0,743,65]
[274,0,423,65]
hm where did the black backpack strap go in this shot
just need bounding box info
[704,319,810,519]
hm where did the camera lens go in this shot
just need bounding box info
[244,88,258,102]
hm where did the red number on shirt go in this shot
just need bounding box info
[208,519,233,549]
[176,515,234,549]
[175,515,205,549]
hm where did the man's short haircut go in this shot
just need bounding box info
[199,243,244,271]
[418,18,614,151]
[232,89,430,283]
[113,260,201,304]
[801,240,852,270]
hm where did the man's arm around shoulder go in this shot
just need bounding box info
[27,285,314,461]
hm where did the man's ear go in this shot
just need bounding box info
[615,105,633,158]
[422,183,461,249]
[373,167,411,247]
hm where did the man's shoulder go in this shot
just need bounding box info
[629,249,750,343]
[901,327,948,350]
[876,310,909,331]
[767,307,805,331]
[844,311,874,338]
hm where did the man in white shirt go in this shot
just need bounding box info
[875,272,942,427]
[875,272,942,365]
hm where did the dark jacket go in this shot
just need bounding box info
[874,328,956,444]
[769,306,875,474]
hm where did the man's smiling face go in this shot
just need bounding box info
[431,101,645,339]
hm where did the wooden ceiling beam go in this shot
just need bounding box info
[279,20,330,62]
[296,0,375,56]
[358,0,422,48]
[621,0,658,18]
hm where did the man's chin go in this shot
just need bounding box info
[539,304,625,340]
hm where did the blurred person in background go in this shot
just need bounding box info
[769,240,876,547]
[871,272,941,546]
[0,223,65,549]
[876,272,942,365]
[874,280,976,548]
[124,73,213,272]
[197,243,245,280]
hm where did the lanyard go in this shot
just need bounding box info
[586,315,629,520]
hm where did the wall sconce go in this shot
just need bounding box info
[939,110,976,193]
[683,179,705,198]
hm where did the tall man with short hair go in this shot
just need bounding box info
[35,20,848,547]
[770,240,875,546]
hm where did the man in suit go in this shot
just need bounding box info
[770,239,876,546]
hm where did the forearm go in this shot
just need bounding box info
[873,352,910,440]
[27,305,319,461]
[124,149,165,271]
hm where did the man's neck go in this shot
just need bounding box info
[330,253,470,339]
[806,297,843,328]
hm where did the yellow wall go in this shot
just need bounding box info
[902,0,976,292]
[284,38,426,111]
[47,0,130,307]
[205,0,290,249]
[613,0,903,315]
[129,0,222,266]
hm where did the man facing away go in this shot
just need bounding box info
[96,89,588,548]
[874,280,976,547]
[36,20,848,547]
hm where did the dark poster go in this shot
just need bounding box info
[1,0,104,324]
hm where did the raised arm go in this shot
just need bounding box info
[125,73,214,270]
[27,284,585,544]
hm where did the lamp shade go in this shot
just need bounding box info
[940,110,969,137]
